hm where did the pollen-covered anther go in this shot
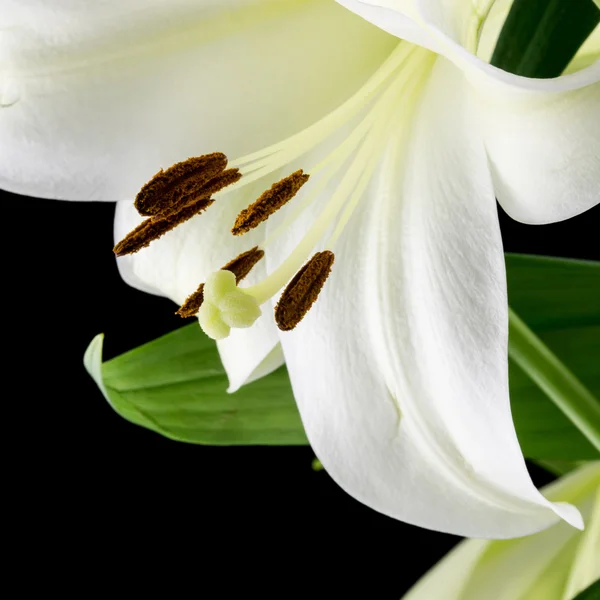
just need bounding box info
[155,168,242,221]
[232,170,310,236]
[176,283,205,319]
[222,246,265,283]
[134,152,228,216]
[114,160,242,256]
[275,251,335,331]
[113,197,214,256]
[176,246,264,318]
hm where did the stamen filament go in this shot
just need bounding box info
[229,49,427,254]
[210,44,418,202]
[325,60,434,248]
[263,49,432,255]
[225,58,412,192]
[228,42,415,169]
[245,112,391,305]
[261,168,341,250]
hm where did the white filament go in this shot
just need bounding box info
[199,43,434,339]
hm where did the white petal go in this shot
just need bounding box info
[0,0,394,200]
[475,73,600,224]
[336,0,499,54]
[221,340,284,393]
[337,1,600,224]
[422,14,600,224]
[114,174,283,389]
[403,463,600,600]
[276,59,581,538]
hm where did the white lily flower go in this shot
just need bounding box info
[403,462,600,600]
[1,1,598,538]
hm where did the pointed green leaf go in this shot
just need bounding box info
[86,255,600,458]
[85,330,307,445]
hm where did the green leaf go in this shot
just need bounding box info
[506,255,600,460]
[573,579,600,600]
[491,0,599,78]
[509,308,600,454]
[85,329,307,445]
[86,255,600,457]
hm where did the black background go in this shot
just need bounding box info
[7,188,599,596]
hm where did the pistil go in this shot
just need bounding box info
[177,246,265,318]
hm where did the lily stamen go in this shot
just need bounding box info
[135,152,228,216]
[274,251,335,331]
[113,154,240,256]
[176,283,205,319]
[113,196,215,256]
[231,169,310,235]
[157,168,241,220]
[122,46,433,333]
[222,246,266,281]
[187,52,428,338]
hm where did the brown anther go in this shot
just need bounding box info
[275,251,334,331]
[176,246,264,318]
[222,246,265,283]
[113,196,214,256]
[194,168,242,203]
[232,170,309,236]
[134,152,228,216]
[176,283,205,318]
[154,168,241,220]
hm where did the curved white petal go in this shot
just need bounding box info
[219,325,285,393]
[337,0,499,56]
[114,175,284,389]
[337,1,600,224]
[0,0,394,200]
[475,74,600,224]
[403,463,600,600]
[275,59,581,538]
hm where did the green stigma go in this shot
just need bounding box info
[198,270,261,340]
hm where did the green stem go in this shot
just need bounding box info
[508,308,600,453]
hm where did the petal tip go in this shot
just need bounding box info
[553,501,585,531]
